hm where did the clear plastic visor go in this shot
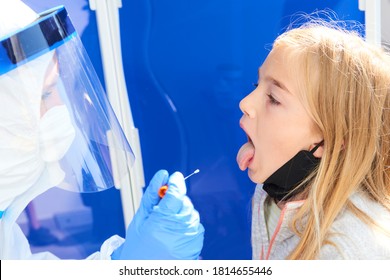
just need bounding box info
[43,37,135,193]
[0,6,134,193]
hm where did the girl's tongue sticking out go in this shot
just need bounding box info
[237,141,255,171]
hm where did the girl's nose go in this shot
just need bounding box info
[239,93,256,118]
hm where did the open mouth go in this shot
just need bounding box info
[247,133,253,144]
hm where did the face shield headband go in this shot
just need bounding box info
[0,6,135,194]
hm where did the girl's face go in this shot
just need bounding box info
[237,46,322,183]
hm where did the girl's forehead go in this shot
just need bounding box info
[261,47,299,76]
[261,46,313,101]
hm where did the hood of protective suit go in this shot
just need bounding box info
[0,0,37,40]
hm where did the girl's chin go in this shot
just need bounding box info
[248,168,267,184]
[247,169,260,183]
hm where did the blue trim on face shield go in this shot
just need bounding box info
[0,6,76,76]
[0,210,4,218]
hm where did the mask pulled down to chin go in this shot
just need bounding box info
[262,141,323,201]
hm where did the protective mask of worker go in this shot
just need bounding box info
[262,141,323,201]
[39,105,76,162]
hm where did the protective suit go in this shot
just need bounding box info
[0,0,204,259]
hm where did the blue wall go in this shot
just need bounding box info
[119,0,364,259]
[24,0,364,259]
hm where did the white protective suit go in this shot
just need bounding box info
[0,0,125,259]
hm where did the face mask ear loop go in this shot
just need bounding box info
[310,140,324,154]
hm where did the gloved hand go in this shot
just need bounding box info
[111,170,204,259]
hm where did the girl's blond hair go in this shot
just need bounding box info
[273,19,390,259]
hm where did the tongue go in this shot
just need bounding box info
[237,142,255,171]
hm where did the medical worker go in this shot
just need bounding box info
[0,0,204,259]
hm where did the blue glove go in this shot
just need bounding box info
[111,170,204,259]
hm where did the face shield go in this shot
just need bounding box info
[0,6,134,201]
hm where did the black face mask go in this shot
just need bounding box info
[262,141,323,201]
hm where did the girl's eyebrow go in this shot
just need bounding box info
[258,67,291,94]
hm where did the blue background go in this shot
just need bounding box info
[23,0,364,259]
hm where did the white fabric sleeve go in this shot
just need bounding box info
[86,235,125,260]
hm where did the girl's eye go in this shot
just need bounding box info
[252,83,259,88]
[267,93,280,105]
